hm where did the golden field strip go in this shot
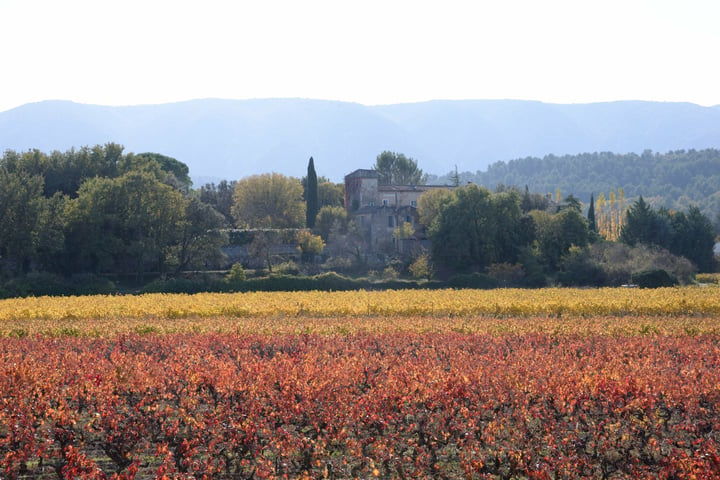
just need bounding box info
[1,286,719,337]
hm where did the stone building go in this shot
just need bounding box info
[344,169,454,253]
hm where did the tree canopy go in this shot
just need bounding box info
[423,184,531,270]
[373,151,427,185]
[232,173,305,229]
[621,197,716,272]
[0,145,227,282]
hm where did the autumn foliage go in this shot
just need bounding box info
[2,287,720,478]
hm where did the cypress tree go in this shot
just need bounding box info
[587,193,597,232]
[306,157,319,228]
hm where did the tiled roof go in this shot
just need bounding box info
[345,169,378,179]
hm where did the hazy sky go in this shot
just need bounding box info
[1,0,719,113]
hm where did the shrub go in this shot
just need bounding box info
[313,272,362,291]
[695,273,719,284]
[273,261,301,275]
[226,263,247,282]
[522,272,548,288]
[1,272,116,297]
[142,277,223,294]
[446,272,499,289]
[557,247,606,287]
[382,266,399,280]
[409,253,432,280]
[631,269,678,288]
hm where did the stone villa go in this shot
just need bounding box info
[344,169,454,252]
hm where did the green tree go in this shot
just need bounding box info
[315,206,348,241]
[620,196,658,246]
[668,206,716,272]
[408,251,433,279]
[232,173,305,228]
[587,193,597,233]
[373,151,427,185]
[417,188,455,230]
[305,157,319,228]
[65,171,186,278]
[0,169,46,274]
[134,152,193,193]
[198,180,237,227]
[170,197,228,273]
[427,184,497,270]
[422,186,532,271]
[318,181,345,208]
[297,230,325,261]
[491,190,530,265]
[531,208,589,270]
[35,192,68,274]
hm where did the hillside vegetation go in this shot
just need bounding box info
[435,148,720,219]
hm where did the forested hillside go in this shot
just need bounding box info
[433,149,720,220]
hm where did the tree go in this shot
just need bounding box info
[35,192,68,274]
[0,169,46,274]
[620,197,715,272]
[296,230,325,261]
[65,171,186,278]
[595,189,626,241]
[305,157,319,228]
[315,206,348,241]
[668,206,715,272]
[587,193,597,233]
[134,152,193,193]
[421,185,533,272]
[426,185,498,270]
[520,185,550,213]
[170,197,228,273]
[232,173,305,228]
[417,188,455,230]
[620,196,663,247]
[531,208,589,270]
[318,181,345,208]
[451,165,461,187]
[373,151,427,185]
[247,230,278,272]
[491,190,532,265]
[198,180,237,227]
[409,251,433,279]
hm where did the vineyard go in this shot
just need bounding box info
[2,287,720,479]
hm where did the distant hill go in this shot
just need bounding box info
[431,149,720,220]
[2,98,720,184]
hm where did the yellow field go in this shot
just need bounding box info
[1,286,719,337]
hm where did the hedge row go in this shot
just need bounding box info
[0,269,683,298]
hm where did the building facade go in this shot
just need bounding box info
[344,169,454,252]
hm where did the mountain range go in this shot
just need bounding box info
[2,98,719,184]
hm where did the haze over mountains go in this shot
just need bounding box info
[1,98,719,184]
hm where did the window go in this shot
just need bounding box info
[382,199,389,206]
[406,216,412,224]
[388,216,394,228]
[411,200,417,207]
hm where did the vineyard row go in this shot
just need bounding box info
[2,332,720,479]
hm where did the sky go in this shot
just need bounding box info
[1,0,719,113]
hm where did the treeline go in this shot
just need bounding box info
[433,149,720,222]
[0,144,717,297]
[417,184,717,288]
[0,144,227,287]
